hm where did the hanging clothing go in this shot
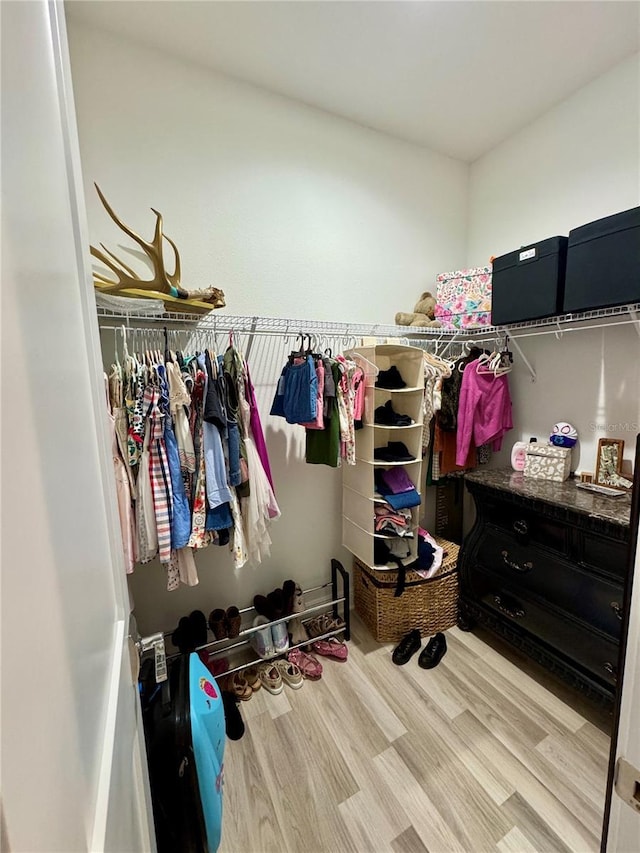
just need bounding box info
[456,359,513,467]
[165,550,180,593]
[241,433,281,565]
[105,375,136,574]
[164,414,192,551]
[436,422,477,476]
[176,547,198,587]
[284,356,317,424]
[187,361,210,551]
[136,420,158,564]
[438,349,483,432]
[206,502,233,531]
[145,384,174,565]
[167,360,195,474]
[229,489,249,569]
[105,328,278,587]
[203,421,234,509]
[306,361,342,467]
[245,363,275,493]
[301,358,325,430]
[222,346,246,489]
[334,355,362,466]
[203,350,227,430]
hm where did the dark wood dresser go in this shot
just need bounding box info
[459,469,631,704]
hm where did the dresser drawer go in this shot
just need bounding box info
[475,527,624,639]
[482,496,568,555]
[576,531,629,581]
[469,568,619,688]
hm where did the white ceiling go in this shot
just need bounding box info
[66,0,639,162]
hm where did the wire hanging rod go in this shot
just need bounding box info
[95,300,640,341]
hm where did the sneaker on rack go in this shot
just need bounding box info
[250,615,275,659]
[271,620,290,655]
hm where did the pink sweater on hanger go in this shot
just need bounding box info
[456,359,513,467]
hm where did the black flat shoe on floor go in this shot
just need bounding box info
[418,632,447,669]
[457,612,474,632]
[392,629,422,666]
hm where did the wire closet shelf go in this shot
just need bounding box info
[95,302,640,341]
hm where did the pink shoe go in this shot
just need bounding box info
[287,648,323,680]
[311,637,348,661]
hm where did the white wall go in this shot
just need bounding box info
[467,53,640,473]
[68,22,467,325]
[67,20,469,634]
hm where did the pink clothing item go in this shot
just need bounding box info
[245,365,276,495]
[353,371,366,421]
[301,359,325,430]
[456,360,513,467]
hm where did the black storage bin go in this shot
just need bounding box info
[563,207,640,313]
[491,236,568,325]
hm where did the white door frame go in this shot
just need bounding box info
[603,435,640,852]
[48,2,156,848]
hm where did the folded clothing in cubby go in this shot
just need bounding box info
[373,441,416,462]
[374,468,421,510]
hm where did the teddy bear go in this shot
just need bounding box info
[395,292,442,328]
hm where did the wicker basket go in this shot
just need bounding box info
[353,536,460,642]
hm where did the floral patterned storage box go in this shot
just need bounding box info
[524,443,572,482]
[434,266,492,330]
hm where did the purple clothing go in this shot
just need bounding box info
[381,467,415,494]
[245,365,275,495]
[456,360,513,467]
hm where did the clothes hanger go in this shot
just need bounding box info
[288,332,306,363]
[113,328,121,372]
[476,349,511,376]
[423,349,454,376]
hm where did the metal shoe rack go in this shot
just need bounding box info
[137,559,350,679]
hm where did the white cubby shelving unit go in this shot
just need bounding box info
[342,343,425,569]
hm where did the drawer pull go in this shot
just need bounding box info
[494,595,525,619]
[604,661,618,681]
[501,550,533,573]
[513,519,529,536]
[611,601,623,620]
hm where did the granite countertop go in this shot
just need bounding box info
[464,468,632,528]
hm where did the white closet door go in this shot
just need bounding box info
[1,2,153,850]
[604,473,640,852]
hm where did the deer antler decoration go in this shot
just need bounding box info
[90,184,225,311]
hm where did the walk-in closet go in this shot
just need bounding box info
[3,2,640,852]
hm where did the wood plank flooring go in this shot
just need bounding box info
[218,614,612,853]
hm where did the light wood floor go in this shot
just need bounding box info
[219,613,612,853]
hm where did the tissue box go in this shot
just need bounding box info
[524,444,571,482]
[434,266,492,330]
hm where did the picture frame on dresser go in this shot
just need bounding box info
[595,438,632,489]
